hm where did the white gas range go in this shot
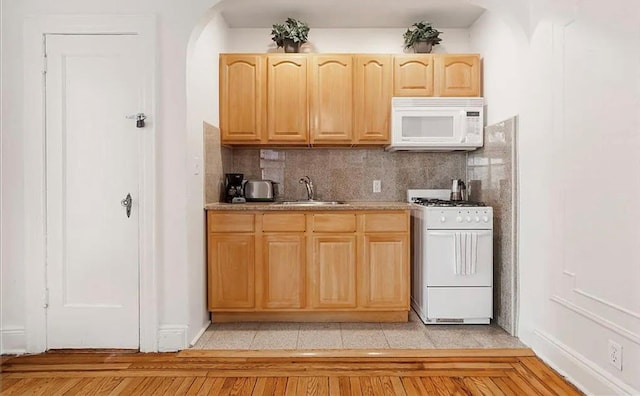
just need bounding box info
[408,189,493,325]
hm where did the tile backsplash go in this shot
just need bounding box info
[203,122,233,203]
[204,123,518,335]
[223,148,467,202]
[467,116,518,335]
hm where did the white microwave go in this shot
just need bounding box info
[387,97,484,152]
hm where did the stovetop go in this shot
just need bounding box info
[407,189,492,229]
[411,198,486,207]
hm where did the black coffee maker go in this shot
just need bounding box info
[224,173,245,203]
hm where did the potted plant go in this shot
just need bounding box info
[403,21,442,53]
[271,17,310,53]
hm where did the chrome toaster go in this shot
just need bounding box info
[243,180,278,202]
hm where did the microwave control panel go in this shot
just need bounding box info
[465,110,483,141]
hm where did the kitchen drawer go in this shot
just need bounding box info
[363,212,408,232]
[262,213,306,232]
[208,212,255,233]
[313,214,356,233]
[426,287,492,320]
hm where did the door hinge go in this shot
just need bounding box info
[44,288,49,308]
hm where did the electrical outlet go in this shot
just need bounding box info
[608,340,623,371]
[373,180,381,193]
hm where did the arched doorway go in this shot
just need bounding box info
[185,0,531,343]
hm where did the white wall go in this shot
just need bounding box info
[0,0,216,353]
[469,11,521,125]
[1,0,29,352]
[226,28,471,53]
[517,0,640,393]
[185,11,229,345]
[3,2,640,392]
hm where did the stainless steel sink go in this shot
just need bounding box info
[278,201,345,206]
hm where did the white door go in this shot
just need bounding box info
[45,34,145,349]
[425,230,493,287]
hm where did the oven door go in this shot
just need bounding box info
[425,230,492,287]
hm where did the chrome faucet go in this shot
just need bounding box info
[299,176,314,201]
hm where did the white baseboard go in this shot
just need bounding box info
[189,320,211,347]
[532,329,638,395]
[157,325,188,352]
[1,327,26,355]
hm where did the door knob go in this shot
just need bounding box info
[126,113,146,128]
[121,193,132,218]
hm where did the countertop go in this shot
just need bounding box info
[204,201,416,211]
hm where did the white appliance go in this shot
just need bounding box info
[408,189,493,324]
[387,97,484,152]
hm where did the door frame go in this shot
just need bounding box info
[23,15,158,353]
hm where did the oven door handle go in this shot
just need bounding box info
[454,232,462,275]
[454,231,479,276]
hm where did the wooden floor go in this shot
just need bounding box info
[1,349,582,395]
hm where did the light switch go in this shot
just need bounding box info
[193,156,201,175]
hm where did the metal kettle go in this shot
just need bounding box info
[450,179,467,201]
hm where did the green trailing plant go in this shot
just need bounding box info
[271,17,310,48]
[403,21,442,49]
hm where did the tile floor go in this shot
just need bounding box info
[191,310,526,350]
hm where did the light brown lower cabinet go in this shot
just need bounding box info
[311,235,357,309]
[260,234,306,309]
[207,210,409,321]
[207,234,255,309]
[359,233,409,308]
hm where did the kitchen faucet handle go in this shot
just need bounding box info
[298,176,314,201]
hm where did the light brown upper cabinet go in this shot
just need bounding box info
[266,55,308,143]
[309,55,353,143]
[219,55,265,143]
[354,55,392,144]
[435,54,481,97]
[393,54,481,97]
[218,53,481,146]
[393,55,435,96]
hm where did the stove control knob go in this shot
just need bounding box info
[465,216,472,223]
[456,216,463,223]
[440,216,446,223]
[474,216,480,222]
[483,216,490,223]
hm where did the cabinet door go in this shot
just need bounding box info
[353,55,392,143]
[311,235,357,308]
[208,234,255,309]
[267,55,308,143]
[309,55,353,143]
[393,55,434,96]
[261,234,306,308]
[359,233,409,308]
[435,54,481,97]
[219,54,265,143]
